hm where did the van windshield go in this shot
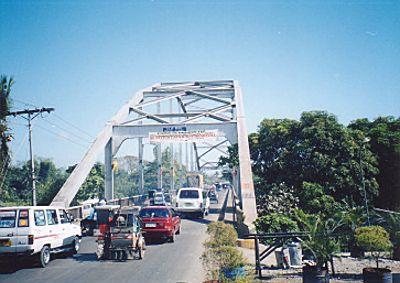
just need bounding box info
[179,190,199,199]
[0,210,16,228]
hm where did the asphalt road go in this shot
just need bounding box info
[0,190,227,283]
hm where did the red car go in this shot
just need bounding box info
[139,206,181,242]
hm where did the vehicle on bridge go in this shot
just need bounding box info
[139,206,180,242]
[208,190,219,204]
[163,192,172,206]
[175,188,210,218]
[153,192,165,206]
[186,172,204,189]
[0,206,81,267]
[96,205,145,260]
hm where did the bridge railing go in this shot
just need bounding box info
[107,194,148,207]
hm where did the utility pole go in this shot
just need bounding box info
[7,107,54,206]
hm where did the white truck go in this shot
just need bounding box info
[0,206,82,267]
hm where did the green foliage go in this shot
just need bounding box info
[252,111,379,209]
[349,117,400,211]
[255,182,299,215]
[71,162,104,204]
[295,209,342,268]
[300,182,343,216]
[355,226,392,268]
[1,159,67,206]
[202,222,247,281]
[0,75,14,189]
[205,221,238,248]
[254,213,298,235]
[221,111,383,219]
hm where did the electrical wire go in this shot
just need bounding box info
[33,123,89,149]
[40,118,93,143]
[11,98,95,140]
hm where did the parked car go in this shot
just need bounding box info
[139,206,180,242]
[153,192,165,206]
[0,206,82,267]
[175,187,210,218]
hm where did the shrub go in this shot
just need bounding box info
[355,226,392,269]
[202,222,248,281]
[205,221,238,248]
[255,213,298,234]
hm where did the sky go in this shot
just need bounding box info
[1,0,399,168]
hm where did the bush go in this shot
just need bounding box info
[205,221,238,248]
[202,222,248,282]
[255,213,298,234]
[355,226,392,268]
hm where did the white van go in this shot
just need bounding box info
[0,206,82,267]
[175,188,210,218]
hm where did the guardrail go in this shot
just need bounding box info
[107,194,148,207]
[66,194,148,221]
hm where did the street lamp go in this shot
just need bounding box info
[359,137,371,226]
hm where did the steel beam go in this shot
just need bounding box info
[51,85,151,208]
[234,81,257,231]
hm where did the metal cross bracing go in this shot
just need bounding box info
[51,80,257,230]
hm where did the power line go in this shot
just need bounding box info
[6,107,54,206]
[34,123,90,149]
[40,118,93,143]
[53,113,94,139]
[11,98,94,140]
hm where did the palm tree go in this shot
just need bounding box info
[0,75,14,187]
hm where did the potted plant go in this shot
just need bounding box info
[201,222,248,282]
[355,226,393,283]
[295,210,342,283]
[376,212,400,260]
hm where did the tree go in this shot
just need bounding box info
[69,162,105,204]
[0,75,14,190]
[221,111,380,216]
[349,117,400,211]
[1,158,67,206]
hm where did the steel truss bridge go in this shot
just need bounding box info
[51,80,257,229]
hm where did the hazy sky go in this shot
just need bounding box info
[1,0,399,167]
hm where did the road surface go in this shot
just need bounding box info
[0,190,227,283]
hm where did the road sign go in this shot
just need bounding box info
[149,130,221,143]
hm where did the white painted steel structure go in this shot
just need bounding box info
[51,80,257,228]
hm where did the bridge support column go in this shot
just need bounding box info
[105,138,114,201]
[138,138,144,194]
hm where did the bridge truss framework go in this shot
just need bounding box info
[51,80,257,228]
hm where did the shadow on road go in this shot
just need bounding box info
[144,238,169,246]
[0,257,40,274]
[72,252,98,263]
[184,218,213,225]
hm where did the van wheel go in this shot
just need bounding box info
[39,246,51,268]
